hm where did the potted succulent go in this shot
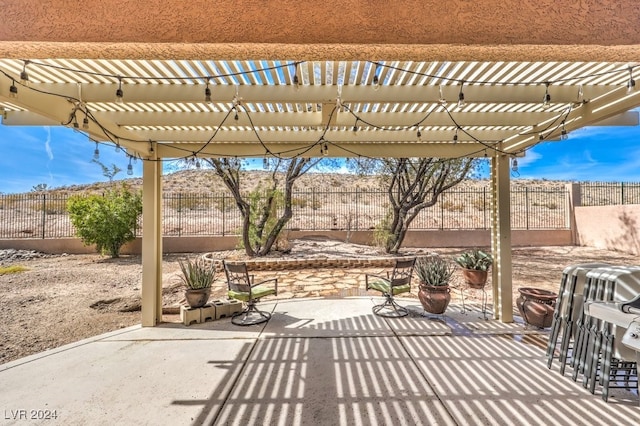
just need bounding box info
[179,257,216,308]
[415,255,455,314]
[454,248,493,289]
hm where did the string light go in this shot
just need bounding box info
[542,82,551,108]
[234,108,239,121]
[560,121,568,140]
[352,119,358,134]
[93,142,100,160]
[416,128,422,140]
[195,157,201,169]
[457,81,466,109]
[72,111,79,129]
[263,157,268,169]
[511,157,518,172]
[323,142,329,156]
[82,113,89,130]
[438,84,446,105]
[627,67,636,94]
[20,61,29,87]
[127,156,133,175]
[453,127,458,142]
[292,63,299,91]
[372,64,380,91]
[204,79,212,103]
[115,77,124,104]
[9,79,17,98]
[576,84,584,104]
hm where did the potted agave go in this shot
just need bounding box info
[179,257,216,308]
[454,248,493,289]
[415,255,455,314]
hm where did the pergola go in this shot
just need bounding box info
[1,0,639,325]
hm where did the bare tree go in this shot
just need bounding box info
[354,157,477,254]
[201,157,321,257]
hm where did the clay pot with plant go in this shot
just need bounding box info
[415,255,455,314]
[454,249,493,289]
[179,257,216,309]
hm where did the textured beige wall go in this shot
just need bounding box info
[0,1,638,61]
[575,205,640,256]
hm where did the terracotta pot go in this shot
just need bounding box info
[461,269,488,289]
[185,288,211,309]
[418,284,451,314]
[516,287,557,328]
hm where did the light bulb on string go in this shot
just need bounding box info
[205,79,212,103]
[457,83,466,109]
[263,158,268,169]
[195,157,201,169]
[416,128,422,140]
[127,157,133,175]
[560,121,568,140]
[93,142,100,160]
[20,61,29,87]
[453,127,459,142]
[627,67,636,94]
[372,64,380,91]
[9,79,17,98]
[542,83,551,108]
[352,119,358,135]
[323,142,329,156]
[82,114,89,130]
[115,77,124,104]
[511,158,518,173]
[438,84,446,105]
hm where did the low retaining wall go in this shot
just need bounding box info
[575,204,640,255]
[202,252,404,271]
[0,229,572,255]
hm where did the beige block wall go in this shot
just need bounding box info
[575,205,640,255]
[0,229,572,255]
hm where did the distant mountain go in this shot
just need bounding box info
[23,170,568,195]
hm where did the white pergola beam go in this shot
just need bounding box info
[19,83,616,105]
[135,128,511,143]
[155,141,495,158]
[4,109,637,132]
[502,89,640,152]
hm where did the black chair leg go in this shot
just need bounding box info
[231,300,272,326]
[372,293,408,318]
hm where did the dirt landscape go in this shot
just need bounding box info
[1,242,639,365]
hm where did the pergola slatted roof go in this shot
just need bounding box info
[1,59,638,161]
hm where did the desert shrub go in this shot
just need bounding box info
[470,198,487,211]
[166,194,212,211]
[442,201,464,212]
[67,184,142,258]
[373,210,394,249]
[291,196,308,208]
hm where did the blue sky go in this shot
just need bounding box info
[1,118,640,194]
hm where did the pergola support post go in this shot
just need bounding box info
[141,147,163,326]
[490,154,513,323]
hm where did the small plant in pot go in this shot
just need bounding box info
[179,257,216,309]
[415,255,455,314]
[454,248,493,289]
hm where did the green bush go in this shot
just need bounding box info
[67,184,143,258]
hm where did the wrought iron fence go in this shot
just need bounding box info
[0,186,569,239]
[580,182,640,206]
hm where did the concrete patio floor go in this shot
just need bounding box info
[1,297,638,426]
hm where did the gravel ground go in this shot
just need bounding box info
[1,244,638,365]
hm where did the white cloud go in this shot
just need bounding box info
[44,126,53,160]
[517,150,542,167]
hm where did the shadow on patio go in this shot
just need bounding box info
[0,298,638,425]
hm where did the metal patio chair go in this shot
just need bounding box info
[365,257,416,318]
[223,260,278,326]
